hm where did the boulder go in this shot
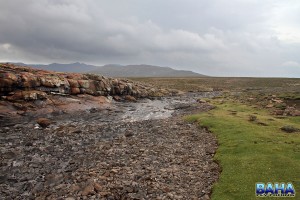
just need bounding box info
[20,72,41,88]
[39,75,65,88]
[70,88,81,95]
[78,80,90,89]
[36,118,52,128]
[67,79,80,88]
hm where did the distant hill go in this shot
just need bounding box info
[7,62,206,77]
[9,62,99,73]
[89,64,206,77]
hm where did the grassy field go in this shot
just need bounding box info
[130,77,300,93]
[185,100,300,199]
[133,77,300,199]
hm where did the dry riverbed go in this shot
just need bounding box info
[0,92,220,200]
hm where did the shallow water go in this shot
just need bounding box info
[118,92,221,122]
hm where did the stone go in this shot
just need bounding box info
[125,95,137,102]
[98,96,110,104]
[284,107,296,116]
[6,91,47,101]
[82,183,95,196]
[67,79,80,88]
[265,104,274,108]
[36,118,52,128]
[65,198,76,200]
[70,184,81,192]
[272,99,283,104]
[70,87,81,95]
[13,103,24,110]
[125,132,134,137]
[197,99,207,103]
[39,75,66,88]
[273,109,284,115]
[78,80,90,89]
[93,182,102,192]
[113,96,122,101]
[23,91,47,100]
[292,110,300,116]
[281,125,300,133]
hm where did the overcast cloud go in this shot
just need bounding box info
[0,0,300,77]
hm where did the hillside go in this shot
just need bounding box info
[89,64,206,77]
[8,62,206,77]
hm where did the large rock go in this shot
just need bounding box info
[67,79,79,88]
[0,63,171,101]
[36,118,52,128]
[20,72,41,88]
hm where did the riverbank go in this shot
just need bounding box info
[0,92,220,199]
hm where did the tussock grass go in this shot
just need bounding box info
[185,100,300,199]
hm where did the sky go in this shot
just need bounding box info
[0,0,300,77]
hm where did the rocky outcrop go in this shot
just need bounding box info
[0,63,172,101]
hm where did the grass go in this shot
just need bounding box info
[130,77,300,93]
[185,100,300,200]
[133,77,300,198]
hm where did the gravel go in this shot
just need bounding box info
[0,94,220,199]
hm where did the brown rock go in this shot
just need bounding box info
[39,75,65,88]
[292,110,300,116]
[6,92,23,101]
[1,72,18,81]
[112,79,119,86]
[0,78,14,89]
[85,89,95,95]
[284,106,296,116]
[93,182,103,192]
[67,79,80,88]
[70,87,81,95]
[82,183,95,196]
[125,95,137,102]
[20,72,41,88]
[273,110,284,115]
[113,96,122,101]
[13,103,24,110]
[98,96,110,104]
[78,80,90,89]
[23,91,47,100]
[6,90,47,101]
[70,184,81,192]
[36,118,52,128]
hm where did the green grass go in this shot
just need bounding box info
[185,100,300,200]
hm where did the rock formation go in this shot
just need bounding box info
[0,63,172,102]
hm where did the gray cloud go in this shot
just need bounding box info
[0,0,300,77]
